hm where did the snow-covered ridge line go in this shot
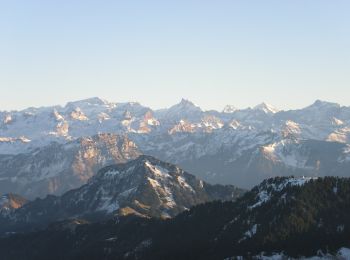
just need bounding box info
[0,96,349,192]
[249,177,318,209]
[270,176,318,190]
[0,96,349,155]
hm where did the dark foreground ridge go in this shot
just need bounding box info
[1,176,350,259]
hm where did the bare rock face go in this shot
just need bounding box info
[0,133,141,199]
[70,108,88,121]
[0,193,28,217]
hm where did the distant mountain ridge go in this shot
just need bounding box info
[1,97,350,191]
[1,98,349,154]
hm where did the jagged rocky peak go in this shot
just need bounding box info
[179,98,197,106]
[169,98,202,113]
[90,155,243,218]
[158,98,203,123]
[253,102,279,114]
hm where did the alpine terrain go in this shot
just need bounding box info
[0,133,141,198]
[0,156,244,235]
[1,98,350,194]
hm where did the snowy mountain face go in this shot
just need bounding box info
[0,156,243,234]
[134,128,350,188]
[1,97,350,190]
[155,98,203,123]
[253,102,279,114]
[1,98,349,146]
[1,98,349,151]
[0,133,141,199]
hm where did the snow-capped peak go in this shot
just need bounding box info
[179,98,195,106]
[169,98,202,112]
[57,155,240,218]
[253,102,279,114]
[159,98,203,122]
[222,105,237,113]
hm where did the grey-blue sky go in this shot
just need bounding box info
[1,1,349,111]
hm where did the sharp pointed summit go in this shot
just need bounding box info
[253,102,279,114]
[160,98,203,121]
[175,98,201,109]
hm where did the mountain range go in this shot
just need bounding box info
[0,156,243,235]
[1,97,350,197]
[1,102,350,259]
[0,133,141,198]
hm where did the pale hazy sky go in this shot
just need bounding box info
[1,1,349,111]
